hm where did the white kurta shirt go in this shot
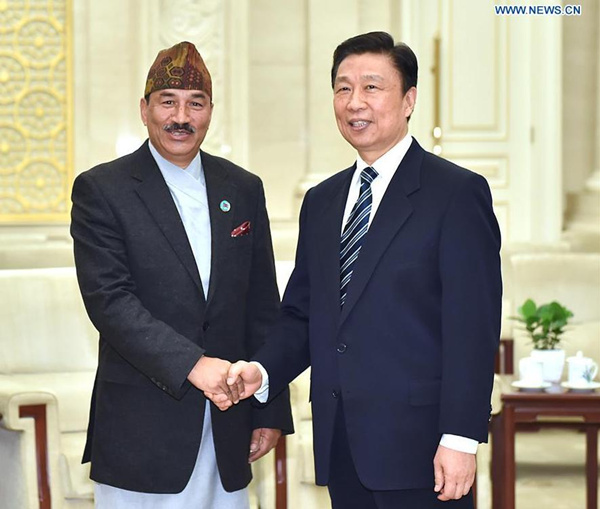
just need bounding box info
[94,143,249,508]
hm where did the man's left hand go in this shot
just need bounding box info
[433,445,476,501]
[248,428,282,463]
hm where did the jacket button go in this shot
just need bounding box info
[332,390,340,399]
[337,343,347,353]
[202,321,210,331]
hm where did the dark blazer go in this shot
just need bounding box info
[71,141,293,494]
[256,138,501,490]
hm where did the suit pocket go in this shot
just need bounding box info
[228,232,253,250]
[409,379,441,406]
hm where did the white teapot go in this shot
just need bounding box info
[566,351,598,386]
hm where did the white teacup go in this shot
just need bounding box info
[567,351,598,386]
[519,356,544,385]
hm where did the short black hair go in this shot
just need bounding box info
[331,31,418,94]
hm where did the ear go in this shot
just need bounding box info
[140,97,148,126]
[403,86,417,118]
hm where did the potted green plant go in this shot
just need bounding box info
[512,299,574,382]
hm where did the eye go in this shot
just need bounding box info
[335,86,351,94]
[190,101,204,108]
[162,100,175,105]
[366,84,378,91]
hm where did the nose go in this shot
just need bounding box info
[347,89,366,111]
[172,103,190,123]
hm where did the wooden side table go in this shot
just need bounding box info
[490,382,600,509]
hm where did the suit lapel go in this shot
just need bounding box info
[132,142,203,294]
[339,140,424,325]
[315,166,355,326]
[202,152,237,307]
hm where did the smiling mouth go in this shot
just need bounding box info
[163,123,196,135]
[349,120,370,129]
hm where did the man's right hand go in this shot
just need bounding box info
[187,356,242,406]
[228,361,263,397]
[204,361,263,411]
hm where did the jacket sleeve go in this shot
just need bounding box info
[438,173,502,442]
[246,181,294,434]
[70,172,204,399]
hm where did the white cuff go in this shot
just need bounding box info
[439,434,478,454]
[250,361,269,403]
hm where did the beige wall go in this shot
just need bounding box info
[0,0,598,259]
[248,0,308,222]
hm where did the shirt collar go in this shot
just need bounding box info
[355,134,413,184]
[148,140,203,182]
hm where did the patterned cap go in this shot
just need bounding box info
[144,41,212,99]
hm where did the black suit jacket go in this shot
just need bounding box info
[256,139,502,490]
[71,141,293,493]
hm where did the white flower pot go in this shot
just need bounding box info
[530,348,565,383]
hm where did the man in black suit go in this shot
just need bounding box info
[215,32,501,509]
[71,41,292,508]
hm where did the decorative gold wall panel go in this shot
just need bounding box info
[0,0,72,223]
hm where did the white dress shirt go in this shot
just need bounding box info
[340,133,413,234]
[95,143,249,508]
[255,134,477,455]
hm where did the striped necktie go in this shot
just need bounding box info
[340,166,378,307]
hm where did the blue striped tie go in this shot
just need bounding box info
[340,166,378,307]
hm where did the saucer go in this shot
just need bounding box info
[511,380,552,392]
[560,381,600,392]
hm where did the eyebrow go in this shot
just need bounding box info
[362,74,384,82]
[334,74,385,85]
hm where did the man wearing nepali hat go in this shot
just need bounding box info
[71,41,293,508]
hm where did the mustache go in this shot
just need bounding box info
[163,123,196,134]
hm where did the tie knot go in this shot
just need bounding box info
[360,166,378,185]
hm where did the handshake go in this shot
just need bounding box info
[187,357,264,411]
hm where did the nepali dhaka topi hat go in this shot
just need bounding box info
[144,41,212,99]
